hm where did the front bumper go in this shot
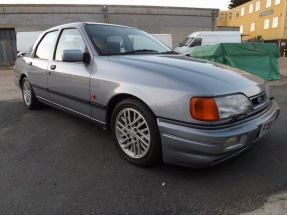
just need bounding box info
[158,100,280,167]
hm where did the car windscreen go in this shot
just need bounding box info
[85,24,171,55]
[180,37,194,47]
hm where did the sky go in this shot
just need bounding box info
[1,0,231,11]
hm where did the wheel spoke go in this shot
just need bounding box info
[117,121,127,131]
[115,107,151,159]
[119,136,129,145]
[136,120,145,129]
[137,129,150,142]
[123,140,133,149]
[130,115,141,127]
[116,125,127,136]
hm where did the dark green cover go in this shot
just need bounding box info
[190,43,281,80]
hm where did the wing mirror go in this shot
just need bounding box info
[62,50,90,64]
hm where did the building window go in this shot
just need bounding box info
[250,22,256,32]
[266,0,271,8]
[240,25,244,33]
[229,12,232,19]
[272,16,279,28]
[256,1,261,11]
[236,9,239,17]
[249,4,254,13]
[219,13,226,22]
[264,19,270,29]
[241,7,245,16]
[275,0,281,5]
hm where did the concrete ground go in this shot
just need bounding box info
[240,57,287,214]
[268,57,287,86]
[0,58,287,215]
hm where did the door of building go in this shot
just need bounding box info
[0,28,16,66]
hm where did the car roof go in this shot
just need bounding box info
[47,22,137,31]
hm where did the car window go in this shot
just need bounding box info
[127,35,163,50]
[86,24,170,55]
[180,37,194,47]
[34,31,58,60]
[55,28,86,61]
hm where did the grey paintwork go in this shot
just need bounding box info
[14,22,280,167]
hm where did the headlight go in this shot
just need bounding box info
[215,94,252,119]
[190,94,252,121]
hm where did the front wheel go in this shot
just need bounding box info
[111,98,161,167]
[21,77,42,109]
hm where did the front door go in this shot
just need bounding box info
[47,28,92,117]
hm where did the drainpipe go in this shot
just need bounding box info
[212,10,217,31]
[102,6,109,23]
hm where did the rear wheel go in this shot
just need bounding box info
[111,98,161,166]
[21,77,42,109]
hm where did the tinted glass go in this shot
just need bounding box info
[55,29,86,61]
[34,31,58,60]
[86,24,170,55]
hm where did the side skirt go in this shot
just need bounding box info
[37,96,107,130]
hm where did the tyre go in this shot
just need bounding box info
[111,98,161,166]
[21,77,42,109]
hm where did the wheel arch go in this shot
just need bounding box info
[19,74,27,88]
[105,93,157,132]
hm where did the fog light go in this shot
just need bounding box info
[224,134,248,150]
[239,134,248,145]
[224,136,239,149]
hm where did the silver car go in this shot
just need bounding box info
[14,22,280,167]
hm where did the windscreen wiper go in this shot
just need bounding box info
[159,51,178,54]
[120,49,159,55]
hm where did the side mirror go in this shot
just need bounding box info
[62,50,90,64]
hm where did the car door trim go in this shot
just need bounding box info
[31,83,106,110]
[37,96,106,125]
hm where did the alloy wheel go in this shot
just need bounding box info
[115,108,151,159]
[23,80,32,106]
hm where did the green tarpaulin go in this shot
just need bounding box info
[190,43,281,81]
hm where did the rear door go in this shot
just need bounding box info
[27,31,58,99]
[47,28,92,117]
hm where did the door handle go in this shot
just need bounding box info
[50,65,56,70]
[27,62,32,66]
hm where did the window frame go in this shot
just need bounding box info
[53,28,88,62]
[33,30,59,60]
[264,19,270,29]
[272,16,279,28]
[256,1,261,11]
[274,0,281,5]
[266,0,272,8]
[241,7,245,16]
[250,22,256,32]
[228,12,232,20]
[249,4,254,13]
[240,25,244,33]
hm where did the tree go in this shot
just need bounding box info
[248,35,264,42]
[228,0,252,9]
